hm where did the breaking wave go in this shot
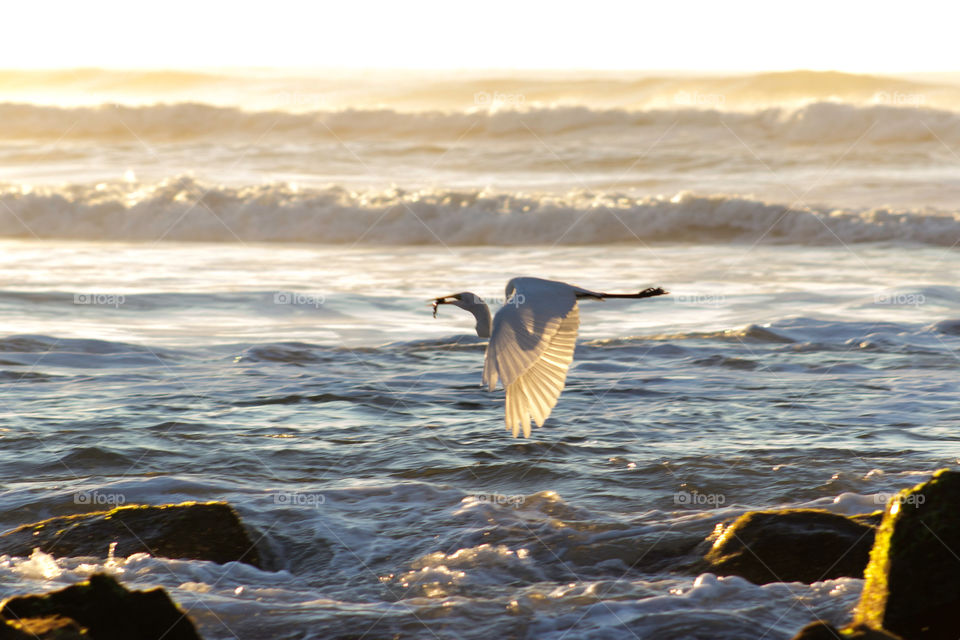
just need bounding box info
[1,178,957,245]
[2,101,960,144]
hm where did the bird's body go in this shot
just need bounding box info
[433,278,667,437]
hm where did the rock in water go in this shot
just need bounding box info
[856,468,960,639]
[0,573,202,640]
[703,508,879,584]
[0,615,86,639]
[0,501,261,568]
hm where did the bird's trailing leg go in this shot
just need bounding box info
[577,286,669,300]
[604,286,669,299]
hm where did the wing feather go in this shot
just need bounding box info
[482,278,581,437]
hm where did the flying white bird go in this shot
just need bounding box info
[432,277,667,437]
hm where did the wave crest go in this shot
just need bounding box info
[2,101,960,144]
[1,178,958,245]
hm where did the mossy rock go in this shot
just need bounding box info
[703,508,878,584]
[0,502,261,568]
[0,615,87,639]
[790,621,903,639]
[0,573,201,640]
[856,468,960,639]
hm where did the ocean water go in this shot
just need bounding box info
[0,69,958,639]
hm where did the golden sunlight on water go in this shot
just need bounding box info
[2,68,960,112]
[0,7,957,639]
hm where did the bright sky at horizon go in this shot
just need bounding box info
[4,1,958,72]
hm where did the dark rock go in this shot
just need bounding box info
[0,614,86,639]
[0,501,261,568]
[4,615,88,639]
[856,468,960,640]
[852,511,885,527]
[0,573,202,640]
[703,508,878,584]
[790,621,903,639]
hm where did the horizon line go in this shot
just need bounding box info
[0,66,958,76]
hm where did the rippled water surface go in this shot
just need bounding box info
[0,240,957,638]
[2,68,960,638]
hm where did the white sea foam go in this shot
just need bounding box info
[527,573,862,639]
[2,100,960,145]
[1,178,957,245]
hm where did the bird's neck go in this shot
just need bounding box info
[474,305,492,338]
[457,301,491,338]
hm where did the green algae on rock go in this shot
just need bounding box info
[0,614,86,640]
[789,621,903,639]
[856,468,960,640]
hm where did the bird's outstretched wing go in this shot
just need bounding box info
[482,278,581,437]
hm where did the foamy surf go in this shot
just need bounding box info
[2,100,960,144]
[1,178,958,245]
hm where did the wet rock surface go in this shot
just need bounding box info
[0,614,87,639]
[703,508,879,584]
[856,469,960,640]
[0,573,202,640]
[0,501,261,568]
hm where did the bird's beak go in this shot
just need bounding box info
[430,294,460,318]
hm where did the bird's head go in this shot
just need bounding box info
[431,292,482,318]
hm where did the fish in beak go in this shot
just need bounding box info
[430,294,461,318]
